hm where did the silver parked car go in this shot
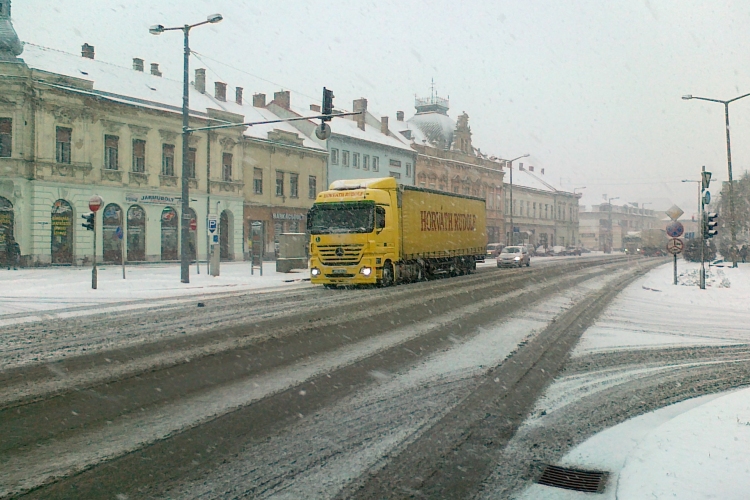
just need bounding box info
[497,245,531,268]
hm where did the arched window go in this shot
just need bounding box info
[51,199,73,264]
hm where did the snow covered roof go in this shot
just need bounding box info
[21,43,324,151]
[506,167,572,195]
[327,115,414,152]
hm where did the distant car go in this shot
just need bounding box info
[524,244,536,256]
[566,246,582,256]
[579,247,592,254]
[497,245,531,268]
[551,245,567,256]
[486,243,504,259]
[536,245,549,256]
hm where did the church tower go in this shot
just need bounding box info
[0,0,23,61]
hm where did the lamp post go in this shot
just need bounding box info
[150,13,223,284]
[682,92,750,268]
[607,196,619,253]
[506,154,529,245]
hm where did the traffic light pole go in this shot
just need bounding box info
[700,182,705,290]
[92,211,98,290]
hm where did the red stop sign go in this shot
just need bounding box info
[89,194,103,212]
[189,219,197,231]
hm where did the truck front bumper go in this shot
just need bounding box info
[309,257,378,286]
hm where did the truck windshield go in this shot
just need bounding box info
[307,202,375,234]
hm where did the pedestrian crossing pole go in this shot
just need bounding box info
[88,195,103,290]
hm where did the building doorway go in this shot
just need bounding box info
[102,203,123,263]
[161,206,178,261]
[127,205,146,261]
[51,199,73,264]
[220,210,232,261]
[185,207,197,262]
[0,196,13,267]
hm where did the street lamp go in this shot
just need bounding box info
[150,13,223,284]
[506,154,529,245]
[573,186,586,195]
[682,91,750,267]
[607,196,619,253]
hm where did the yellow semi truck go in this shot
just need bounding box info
[307,177,487,287]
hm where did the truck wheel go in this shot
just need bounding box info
[381,262,394,287]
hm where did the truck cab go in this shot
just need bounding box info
[307,178,399,286]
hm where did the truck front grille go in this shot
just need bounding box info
[317,244,364,265]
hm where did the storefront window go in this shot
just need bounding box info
[102,203,123,263]
[51,199,73,264]
[160,206,178,260]
[127,205,146,261]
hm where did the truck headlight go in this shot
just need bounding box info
[514,256,520,261]
[311,267,321,276]
[360,267,372,276]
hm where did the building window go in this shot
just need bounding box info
[453,186,459,194]
[363,155,370,170]
[389,159,402,168]
[132,139,146,172]
[290,173,299,198]
[533,202,537,218]
[352,152,360,168]
[222,153,233,181]
[104,135,119,170]
[253,168,263,194]
[406,163,411,177]
[342,150,350,167]
[390,171,401,179]
[308,175,317,199]
[56,127,72,164]
[162,144,175,176]
[0,118,11,157]
[276,171,284,197]
[330,148,339,164]
[372,156,379,171]
[187,148,197,179]
[519,202,523,216]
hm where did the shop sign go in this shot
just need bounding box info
[272,212,305,221]
[125,193,181,205]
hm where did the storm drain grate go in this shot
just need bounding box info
[537,464,609,493]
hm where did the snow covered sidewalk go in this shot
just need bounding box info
[0,261,310,325]
[508,260,750,499]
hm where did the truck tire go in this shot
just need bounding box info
[381,262,394,287]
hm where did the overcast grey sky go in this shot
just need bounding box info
[13,0,750,213]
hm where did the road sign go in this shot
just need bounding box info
[89,195,103,212]
[666,205,684,221]
[666,221,684,238]
[703,191,711,206]
[666,238,684,255]
[208,214,218,234]
[189,219,197,231]
[115,226,123,240]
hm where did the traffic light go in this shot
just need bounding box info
[706,212,719,238]
[82,212,95,231]
[322,87,334,120]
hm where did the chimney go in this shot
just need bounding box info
[529,165,534,172]
[81,43,94,59]
[235,87,243,105]
[353,98,367,131]
[273,90,290,109]
[541,168,545,175]
[253,93,266,107]
[310,104,321,112]
[132,58,144,72]
[150,63,162,77]
[396,111,404,121]
[194,68,206,93]
[381,116,389,135]
[215,82,227,102]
